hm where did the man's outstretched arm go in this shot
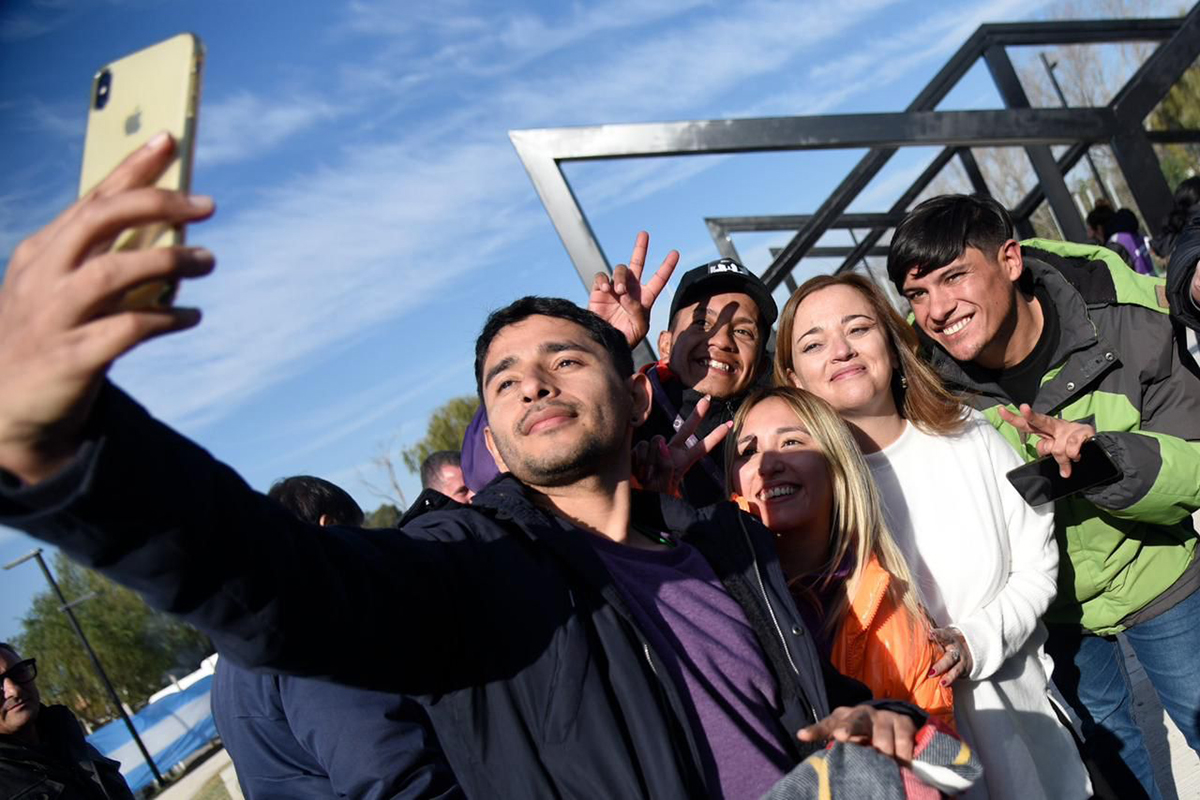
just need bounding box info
[0,135,474,694]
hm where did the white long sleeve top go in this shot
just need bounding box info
[863,410,1056,680]
[864,411,1089,800]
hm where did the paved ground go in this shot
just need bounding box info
[155,747,241,800]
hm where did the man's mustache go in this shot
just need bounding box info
[518,401,578,434]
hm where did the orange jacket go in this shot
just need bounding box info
[829,556,956,729]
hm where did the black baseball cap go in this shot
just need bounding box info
[667,258,778,333]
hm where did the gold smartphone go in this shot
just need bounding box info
[79,33,204,310]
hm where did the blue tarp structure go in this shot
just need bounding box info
[87,674,217,793]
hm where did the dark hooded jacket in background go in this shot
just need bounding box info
[0,704,133,800]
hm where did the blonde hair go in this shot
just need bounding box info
[773,273,966,436]
[725,386,926,637]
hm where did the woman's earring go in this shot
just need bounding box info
[899,373,909,390]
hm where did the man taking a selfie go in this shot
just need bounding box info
[0,135,929,800]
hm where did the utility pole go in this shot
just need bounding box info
[1039,52,1113,207]
[4,549,165,788]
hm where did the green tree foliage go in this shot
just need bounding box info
[400,395,480,475]
[364,503,402,529]
[1148,59,1200,191]
[12,552,211,728]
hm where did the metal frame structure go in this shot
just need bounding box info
[510,9,1200,363]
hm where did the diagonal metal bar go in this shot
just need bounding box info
[1108,4,1200,228]
[983,44,1088,241]
[958,148,992,197]
[1111,5,1200,123]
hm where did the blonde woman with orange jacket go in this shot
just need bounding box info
[726,386,955,728]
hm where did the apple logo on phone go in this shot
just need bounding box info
[125,108,142,136]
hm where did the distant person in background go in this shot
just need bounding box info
[1085,200,1115,246]
[1151,176,1200,260]
[1157,177,1200,331]
[1087,203,1155,274]
[1107,208,1156,276]
[0,641,134,800]
[419,451,472,504]
[211,475,461,800]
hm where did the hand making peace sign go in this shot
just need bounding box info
[632,395,731,497]
[588,231,679,349]
[996,403,1098,479]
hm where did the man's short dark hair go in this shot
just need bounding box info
[887,194,1015,291]
[268,475,364,527]
[474,296,634,399]
[420,451,462,490]
[0,642,19,659]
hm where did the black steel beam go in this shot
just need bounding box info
[770,246,891,258]
[984,44,1089,241]
[978,18,1180,46]
[511,108,1118,160]
[705,213,907,232]
[1146,129,1200,143]
[1012,141,1090,221]
[1110,129,1175,230]
[957,148,992,197]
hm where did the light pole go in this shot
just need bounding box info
[1039,52,1114,208]
[4,548,165,788]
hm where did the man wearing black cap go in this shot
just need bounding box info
[637,257,778,505]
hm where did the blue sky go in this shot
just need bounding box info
[0,0,1180,641]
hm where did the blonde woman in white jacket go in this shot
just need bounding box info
[775,273,1089,800]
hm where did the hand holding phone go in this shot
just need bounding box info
[79,33,204,311]
[0,135,215,485]
[1006,438,1121,506]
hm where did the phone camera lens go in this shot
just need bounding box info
[94,69,112,110]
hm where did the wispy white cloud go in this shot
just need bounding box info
[197,91,342,168]
[17,98,81,139]
[808,0,1052,102]
[256,360,471,473]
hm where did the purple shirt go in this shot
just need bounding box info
[591,533,793,800]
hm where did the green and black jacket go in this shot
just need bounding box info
[922,239,1200,634]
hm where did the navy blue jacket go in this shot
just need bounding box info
[211,658,461,799]
[0,385,881,799]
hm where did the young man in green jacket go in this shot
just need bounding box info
[889,194,1200,800]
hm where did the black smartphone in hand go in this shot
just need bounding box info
[1006,438,1121,506]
